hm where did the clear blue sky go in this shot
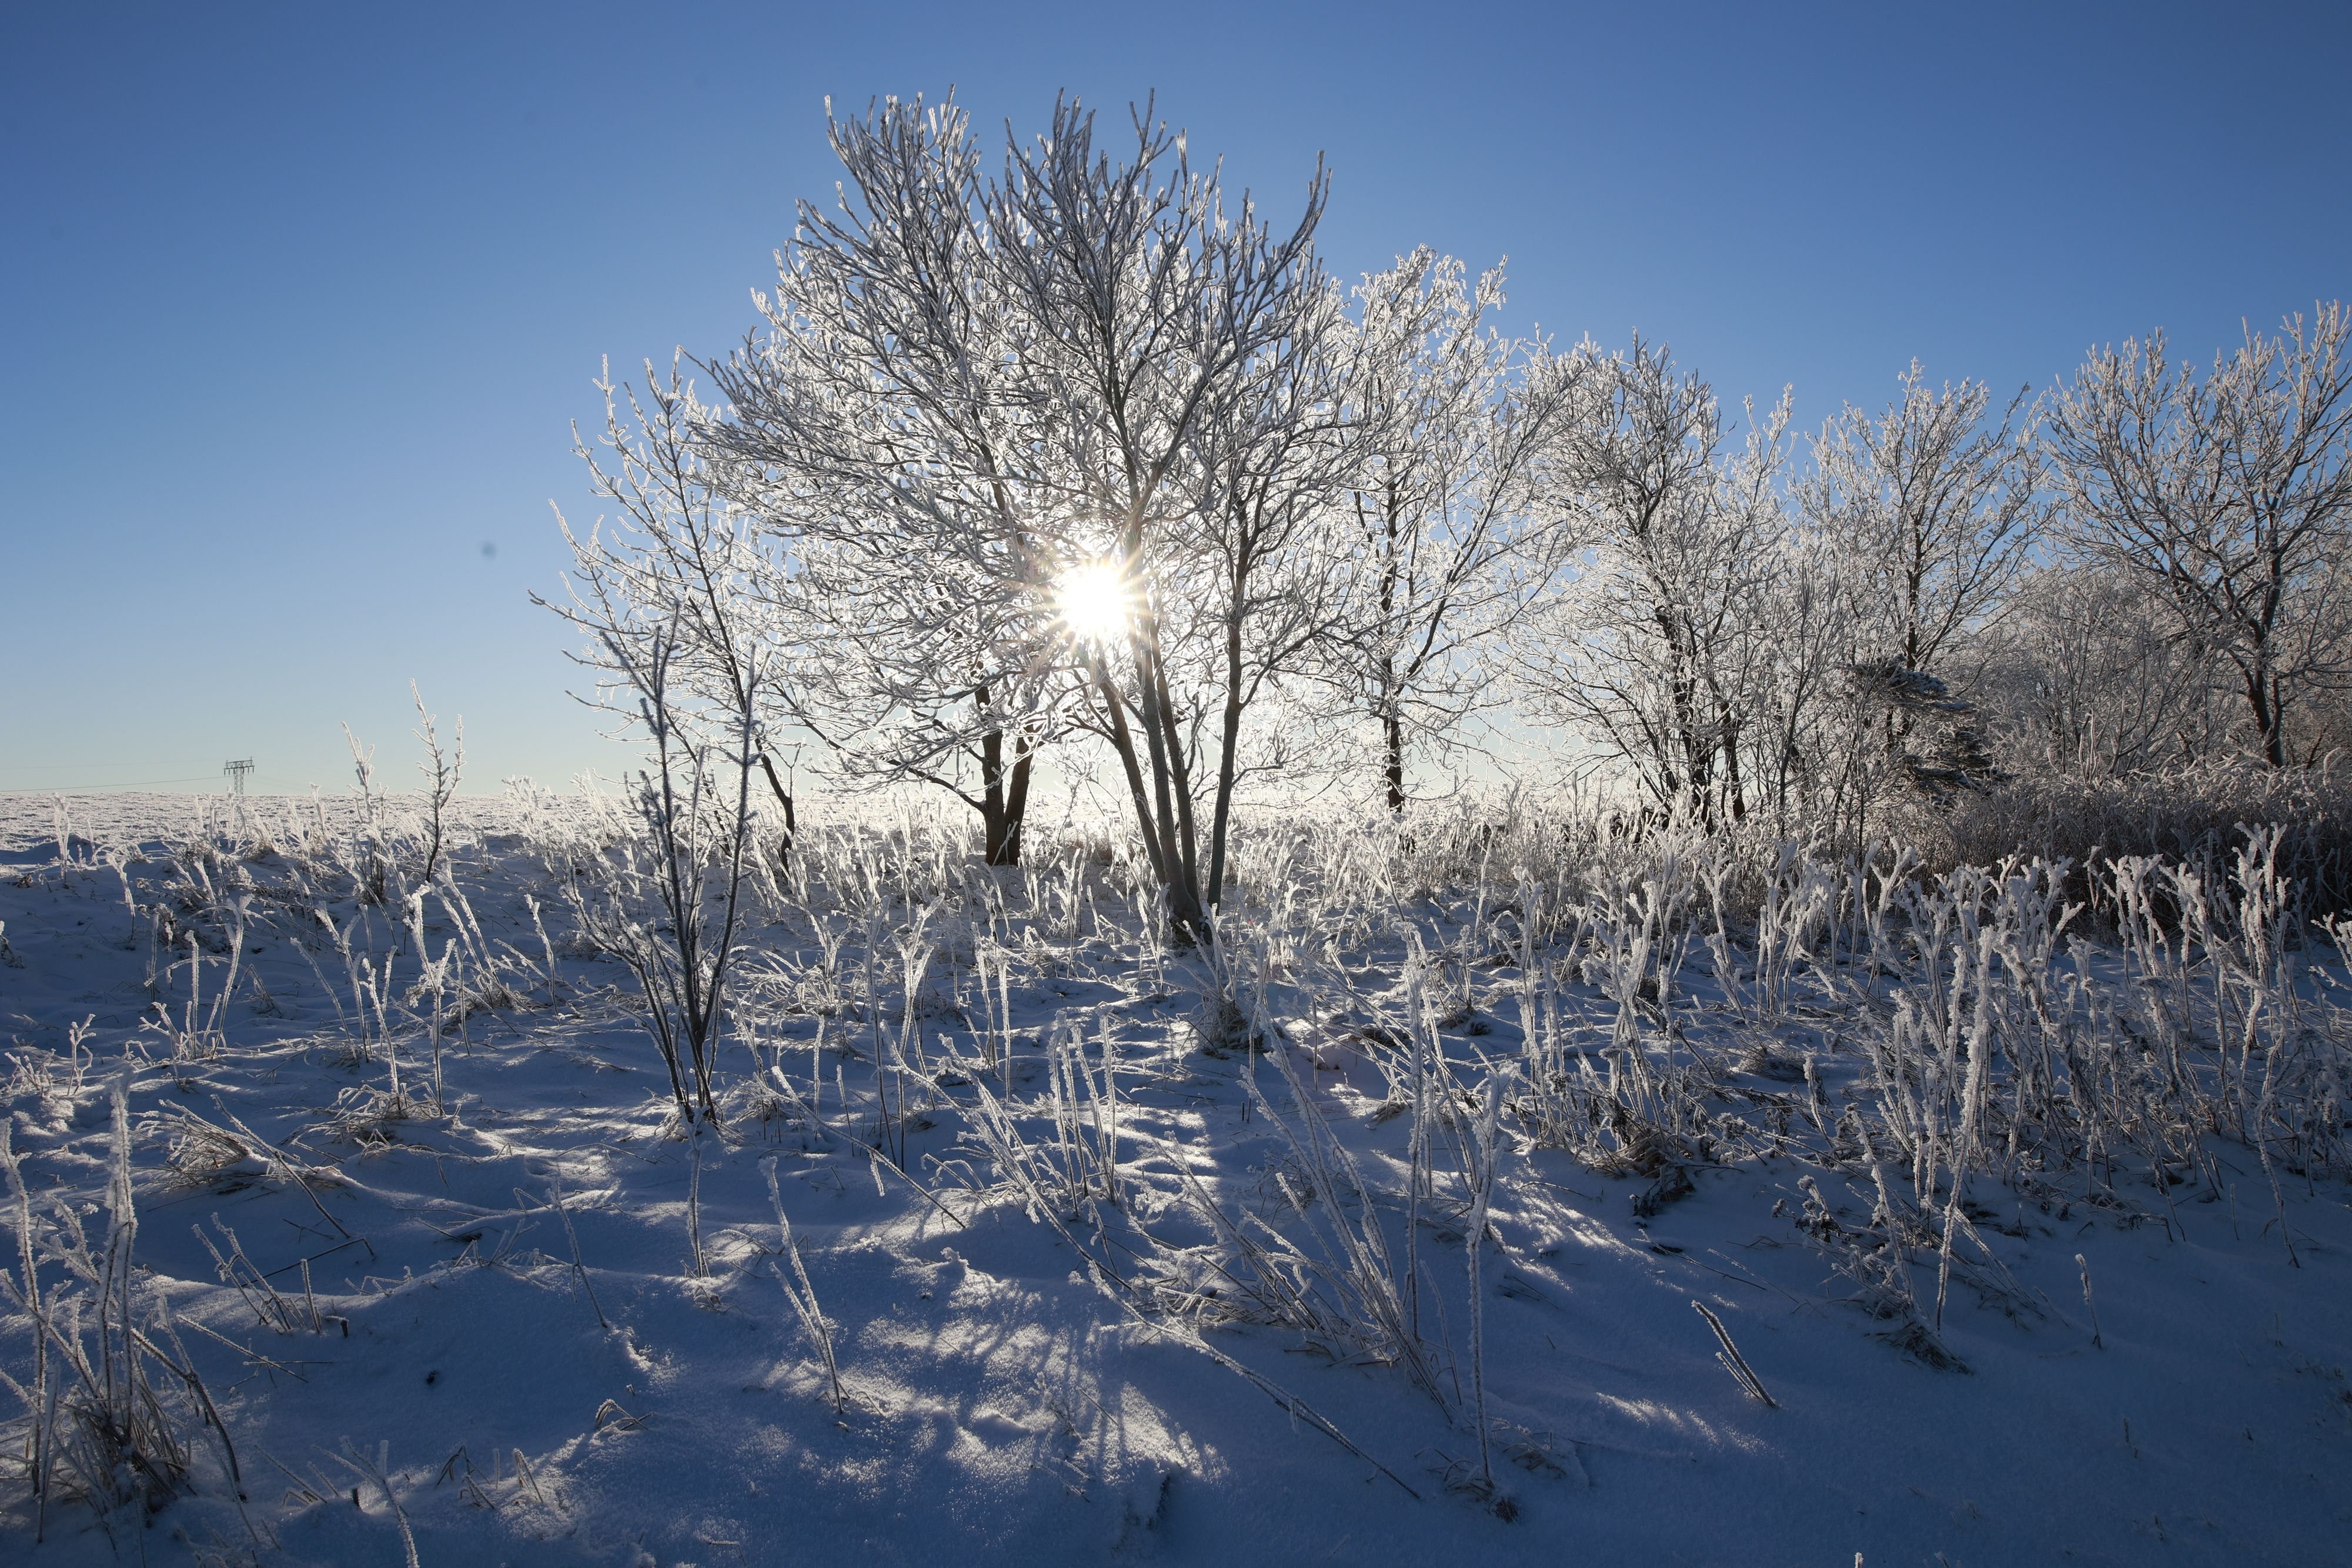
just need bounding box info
[5,1,2347,796]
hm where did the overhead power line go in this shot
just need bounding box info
[0,774,231,794]
[2,761,225,774]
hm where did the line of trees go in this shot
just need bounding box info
[550,93,2352,935]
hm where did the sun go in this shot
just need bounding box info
[1055,560,1131,644]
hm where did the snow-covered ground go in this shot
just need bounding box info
[2,791,2348,1567]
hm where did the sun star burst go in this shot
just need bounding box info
[1056,561,1131,644]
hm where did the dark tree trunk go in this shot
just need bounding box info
[756,752,797,871]
[1205,583,1251,911]
[2244,663,2287,770]
[1717,704,1746,824]
[977,726,1035,867]
[1087,648,1211,947]
[1384,707,1407,815]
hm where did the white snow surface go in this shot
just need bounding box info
[0,792,2348,1567]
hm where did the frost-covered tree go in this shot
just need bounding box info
[1800,366,2043,681]
[543,357,797,860]
[1973,561,2234,778]
[704,95,1071,864]
[1332,250,1578,811]
[990,97,1342,940]
[1778,367,2044,837]
[2044,304,2352,768]
[540,362,770,1122]
[1515,338,1789,825]
[1165,256,1360,904]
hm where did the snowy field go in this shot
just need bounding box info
[2,789,2349,1567]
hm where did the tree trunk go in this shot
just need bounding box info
[2243,661,2287,769]
[1384,707,1407,815]
[1093,665,1167,882]
[1717,703,1747,823]
[977,723,1034,866]
[1002,744,1033,864]
[1087,645,1211,947]
[1205,601,1249,910]
[980,798,1017,864]
[756,752,796,872]
[972,681,1039,865]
